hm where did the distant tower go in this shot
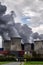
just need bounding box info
[2,32,11,51]
[10,27,22,51]
[3,40,11,51]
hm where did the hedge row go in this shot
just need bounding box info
[0,56,17,61]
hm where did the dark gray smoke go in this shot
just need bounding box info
[2,32,11,40]
[0,3,20,40]
[39,34,43,39]
[32,32,41,39]
[7,25,20,38]
[0,2,43,43]
[15,23,43,43]
[15,23,21,32]
[15,23,33,43]
[15,23,32,37]
[19,33,29,43]
[0,2,7,16]
[0,3,7,39]
[21,24,32,39]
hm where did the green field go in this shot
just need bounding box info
[24,61,43,65]
[0,62,10,65]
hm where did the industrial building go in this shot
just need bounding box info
[34,39,43,54]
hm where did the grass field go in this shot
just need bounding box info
[0,62,10,65]
[24,61,43,65]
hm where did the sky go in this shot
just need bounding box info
[0,0,43,34]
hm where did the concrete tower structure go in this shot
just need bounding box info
[2,32,11,51]
[10,28,22,51]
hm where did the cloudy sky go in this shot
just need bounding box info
[0,0,43,34]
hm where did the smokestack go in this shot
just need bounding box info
[3,40,11,51]
[2,32,11,51]
[10,27,22,51]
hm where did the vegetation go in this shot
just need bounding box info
[0,56,17,61]
[24,61,43,65]
[23,51,43,61]
[24,54,32,61]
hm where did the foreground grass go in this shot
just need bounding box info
[0,62,10,65]
[24,61,43,65]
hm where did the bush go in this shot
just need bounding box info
[0,56,17,61]
[24,54,32,61]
